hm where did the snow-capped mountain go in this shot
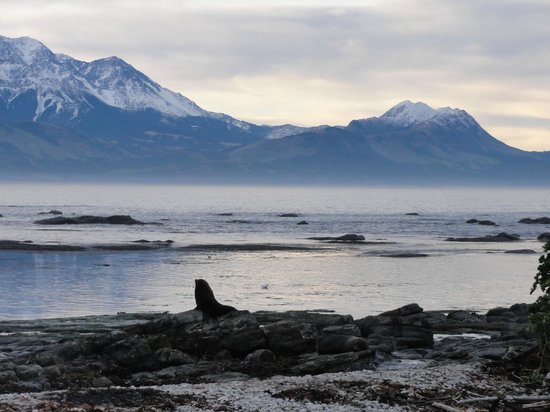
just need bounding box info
[379,100,478,129]
[0,35,549,183]
[0,35,207,120]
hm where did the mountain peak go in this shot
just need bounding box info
[0,34,208,119]
[380,100,477,129]
[381,101,438,126]
[0,35,52,65]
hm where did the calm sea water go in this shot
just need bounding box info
[0,183,548,320]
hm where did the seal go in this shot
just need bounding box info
[194,279,237,318]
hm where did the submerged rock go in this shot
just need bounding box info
[279,213,299,217]
[34,215,145,225]
[308,234,366,243]
[446,232,520,242]
[518,217,550,224]
[466,219,496,226]
[38,210,62,215]
[297,220,309,225]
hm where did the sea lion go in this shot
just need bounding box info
[194,279,237,318]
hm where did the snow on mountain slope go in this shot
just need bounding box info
[380,100,478,129]
[0,35,207,120]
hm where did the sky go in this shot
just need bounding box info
[1,0,549,151]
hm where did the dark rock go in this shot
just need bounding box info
[0,240,86,251]
[156,348,195,365]
[38,210,63,215]
[290,351,369,375]
[254,311,354,331]
[244,349,276,363]
[104,337,159,371]
[218,213,233,216]
[446,232,520,242]
[380,253,429,258]
[538,233,550,242]
[519,217,550,224]
[317,335,368,354]
[380,303,423,318]
[505,249,537,254]
[466,219,478,224]
[218,312,266,355]
[405,213,419,216]
[226,220,251,224]
[447,311,485,323]
[15,364,43,380]
[308,234,366,243]
[322,324,361,336]
[478,220,496,226]
[279,213,299,217]
[92,376,114,387]
[297,220,309,225]
[34,215,144,225]
[182,244,313,252]
[262,321,317,355]
[0,370,18,384]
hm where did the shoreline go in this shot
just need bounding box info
[0,303,543,410]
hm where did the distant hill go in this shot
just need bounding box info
[0,35,548,184]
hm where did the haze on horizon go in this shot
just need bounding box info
[1,0,549,151]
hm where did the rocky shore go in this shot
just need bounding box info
[0,303,544,410]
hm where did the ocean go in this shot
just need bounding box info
[0,182,548,320]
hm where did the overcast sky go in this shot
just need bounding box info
[1,0,549,150]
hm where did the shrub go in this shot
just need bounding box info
[529,241,550,369]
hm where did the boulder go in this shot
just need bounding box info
[322,324,361,336]
[317,335,368,354]
[297,220,309,225]
[34,215,144,225]
[519,217,550,224]
[538,233,550,242]
[380,303,423,317]
[262,321,317,355]
[244,349,276,363]
[446,232,520,242]
[219,312,266,355]
[156,348,196,365]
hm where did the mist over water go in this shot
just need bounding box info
[0,183,548,320]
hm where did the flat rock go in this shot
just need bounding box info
[446,232,520,242]
[519,217,550,224]
[34,215,145,225]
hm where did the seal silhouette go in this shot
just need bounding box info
[194,279,237,318]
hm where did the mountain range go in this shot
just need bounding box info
[1,35,548,184]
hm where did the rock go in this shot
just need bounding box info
[308,234,366,242]
[405,213,419,216]
[262,321,317,355]
[104,337,159,370]
[42,366,62,379]
[219,312,266,355]
[0,240,86,251]
[38,210,62,215]
[519,217,550,224]
[244,349,276,363]
[380,253,429,258]
[478,220,496,226]
[466,219,478,223]
[322,324,361,336]
[0,370,18,384]
[214,349,233,361]
[365,335,395,353]
[92,376,113,387]
[34,215,145,225]
[279,213,299,217]
[446,232,520,242]
[254,311,354,331]
[218,213,233,216]
[297,220,309,225]
[505,249,537,254]
[538,233,550,242]
[290,352,366,374]
[156,348,195,365]
[317,335,368,354]
[15,364,43,380]
[447,311,485,323]
[380,303,423,318]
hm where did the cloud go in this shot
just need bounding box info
[0,0,549,150]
